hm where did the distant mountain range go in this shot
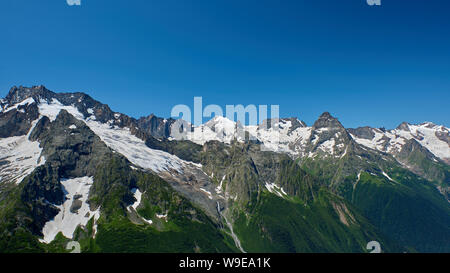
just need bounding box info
[0,85,449,253]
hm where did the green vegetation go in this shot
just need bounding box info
[232,190,399,253]
[352,169,450,252]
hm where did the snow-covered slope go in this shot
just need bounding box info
[86,119,187,173]
[40,177,100,243]
[185,116,244,144]
[248,119,312,154]
[38,98,85,122]
[0,119,45,185]
[349,122,450,163]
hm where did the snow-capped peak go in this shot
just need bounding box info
[350,122,450,164]
[205,115,239,131]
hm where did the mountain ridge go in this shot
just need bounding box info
[1,85,449,253]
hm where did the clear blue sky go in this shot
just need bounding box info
[1,0,449,128]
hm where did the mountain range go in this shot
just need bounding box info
[0,85,449,253]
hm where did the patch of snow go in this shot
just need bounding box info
[91,208,101,238]
[256,125,312,155]
[38,98,84,122]
[128,188,143,211]
[317,138,336,155]
[265,182,287,198]
[40,177,99,243]
[68,124,77,129]
[382,171,396,183]
[311,135,319,145]
[156,212,168,222]
[127,188,155,225]
[3,97,35,113]
[200,188,213,199]
[142,218,153,225]
[316,127,330,133]
[353,171,362,190]
[216,174,226,194]
[340,146,348,158]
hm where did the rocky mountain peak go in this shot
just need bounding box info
[303,112,354,158]
[313,112,344,130]
[319,111,333,119]
[137,114,174,139]
[5,85,53,105]
[421,121,437,129]
[396,122,410,131]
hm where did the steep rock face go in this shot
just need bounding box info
[312,112,342,129]
[30,110,113,178]
[20,164,64,235]
[137,114,175,139]
[2,86,50,106]
[0,100,39,138]
[347,126,376,140]
[397,138,441,167]
[395,138,450,200]
[145,136,203,163]
[22,165,64,206]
